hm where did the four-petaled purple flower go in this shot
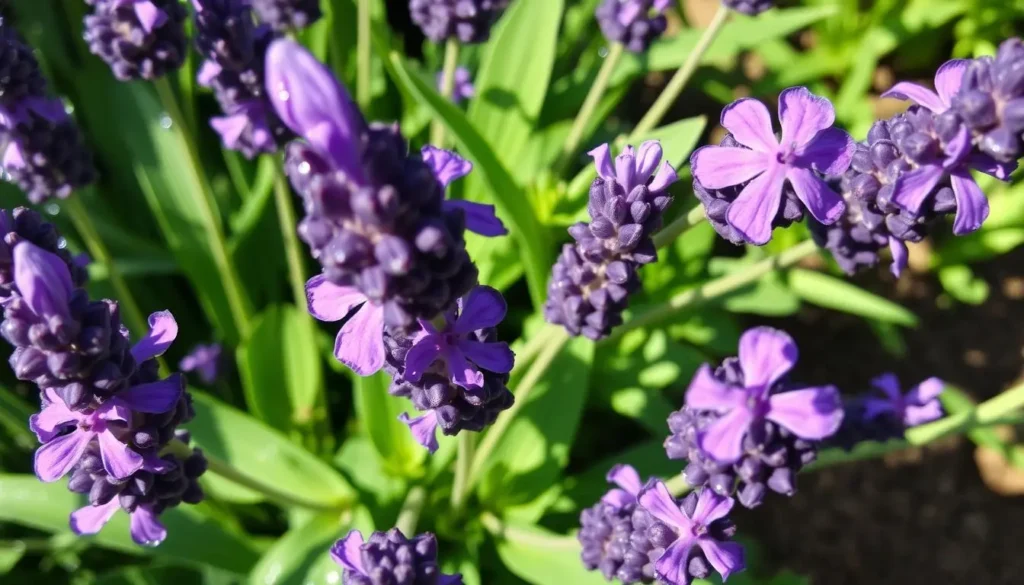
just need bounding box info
[421,146,507,237]
[691,87,855,245]
[882,60,1016,235]
[862,373,944,428]
[637,480,744,585]
[685,327,844,463]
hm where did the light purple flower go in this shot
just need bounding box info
[421,145,507,237]
[601,463,643,509]
[637,480,744,585]
[70,497,166,547]
[437,66,474,104]
[685,327,844,463]
[180,343,223,385]
[588,140,678,197]
[690,87,855,245]
[882,60,1013,235]
[306,274,385,375]
[13,241,74,320]
[862,373,944,428]
[398,410,441,453]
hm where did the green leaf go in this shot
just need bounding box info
[478,335,595,521]
[0,475,258,574]
[386,53,552,309]
[707,257,800,317]
[0,542,25,574]
[247,513,344,585]
[353,372,425,477]
[94,565,201,585]
[788,269,918,327]
[187,391,354,507]
[938,265,990,305]
[467,0,564,184]
[490,520,607,585]
[236,305,324,432]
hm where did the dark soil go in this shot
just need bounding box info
[738,248,1024,585]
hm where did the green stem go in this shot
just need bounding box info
[466,327,570,493]
[168,439,347,512]
[396,486,427,535]
[556,43,625,172]
[356,0,372,109]
[430,38,460,147]
[272,163,309,308]
[450,433,475,513]
[513,323,562,369]
[63,196,148,338]
[631,5,730,139]
[652,204,706,249]
[153,78,254,340]
[606,239,819,343]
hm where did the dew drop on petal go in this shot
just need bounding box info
[298,161,311,175]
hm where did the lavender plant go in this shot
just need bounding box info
[1,3,1024,585]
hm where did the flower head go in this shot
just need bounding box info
[595,0,671,54]
[691,87,855,245]
[330,528,463,585]
[83,0,188,81]
[954,38,1024,163]
[578,464,656,583]
[251,0,323,31]
[722,0,773,15]
[862,374,944,428]
[409,0,510,45]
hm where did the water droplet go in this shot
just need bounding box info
[159,114,173,129]
[45,203,60,216]
[324,570,341,584]
[298,161,311,175]
[64,102,74,115]
[599,47,609,58]
[277,88,290,102]
[57,236,68,250]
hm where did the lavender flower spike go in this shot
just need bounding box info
[410,0,510,45]
[595,0,671,54]
[421,146,507,237]
[691,87,855,245]
[252,0,323,31]
[686,327,843,463]
[331,528,463,585]
[954,38,1024,163]
[579,464,658,583]
[83,0,188,81]
[722,0,773,15]
[637,481,744,585]
[862,374,944,428]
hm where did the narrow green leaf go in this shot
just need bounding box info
[788,268,918,326]
[0,542,25,575]
[187,392,354,507]
[247,513,344,585]
[387,53,552,309]
[237,305,324,432]
[353,372,425,476]
[0,475,258,574]
[490,520,607,585]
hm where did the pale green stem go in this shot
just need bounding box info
[272,164,309,308]
[605,240,820,343]
[450,433,475,513]
[357,0,372,109]
[513,323,563,369]
[556,43,625,172]
[652,204,707,249]
[153,79,254,339]
[430,39,460,147]
[631,5,731,139]
[396,486,427,535]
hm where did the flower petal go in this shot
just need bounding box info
[403,334,444,383]
[881,82,945,113]
[648,160,678,192]
[904,402,944,427]
[654,539,696,585]
[720,98,778,152]
[601,488,636,509]
[130,507,168,547]
[330,530,367,575]
[724,161,787,245]
[334,303,386,376]
[692,487,735,525]
[453,286,507,333]
[871,373,903,402]
[457,339,514,374]
[70,499,119,536]
[766,386,844,440]
[934,59,970,107]
[635,141,664,179]
[738,327,798,389]
[133,1,168,34]
[606,463,643,496]
[690,146,770,190]
[698,407,755,464]
[421,145,473,189]
[13,241,73,318]
[306,275,366,322]
[443,200,507,237]
[888,237,908,279]
[116,374,184,414]
[907,377,944,405]
[967,153,1017,180]
[34,429,92,482]
[637,478,691,530]
[685,364,746,412]
[588,144,615,181]
[891,164,944,215]
[792,127,855,176]
[778,87,836,148]
[439,574,464,585]
[399,411,440,453]
[197,60,221,87]
[950,169,990,235]
[98,429,144,480]
[786,167,846,225]
[446,345,485,389]
[31,397,79,439]
[698,538,745,582]
[131,310,178,363]
[861,397,895,421]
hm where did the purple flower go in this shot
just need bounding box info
[637,481,744,585]
[685,327,843,463]
[421,146,507,237]
[691,87,855,245]
[437,66,475,104]
[13,241,75,322]
[179,343,223,385]
[882,60,1012,235]
[862,374,944,428]
[601,463,644,508]
[596,0,671,54]
[578,464,656,583]
[83,0,188,81]
[70,497,167,547]
[306,275,384,376]
[722,0,773,15]
[251,0,323,31]
[410,0,510,45]
[331,529,463,585]
[954,38,1024,163]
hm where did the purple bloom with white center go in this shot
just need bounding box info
[579,464,658,583]
[685,327,843,464]
[862,374,944,428]
[637,480,744,585]
[251,0,323,31]
[954,38,1024,163]
[179,343,223,385]
[691,87,855,245]
[83,0,188,81]
[421,146,507,237]
[330,528,463,585]
[437,66,475,104]
[882,60,1015,235]
[595,0,671,54]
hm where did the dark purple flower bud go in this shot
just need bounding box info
[409,0,510,45]
[330,528,463,585]
[0,24,46,109]
[83,0,188,81]
[251,0,322,31]
[722,0,773,14]
[595,0,670,54]
[954,38,1024,162]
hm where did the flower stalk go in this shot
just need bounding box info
[430,38,461,147]
[556,43,625,172]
